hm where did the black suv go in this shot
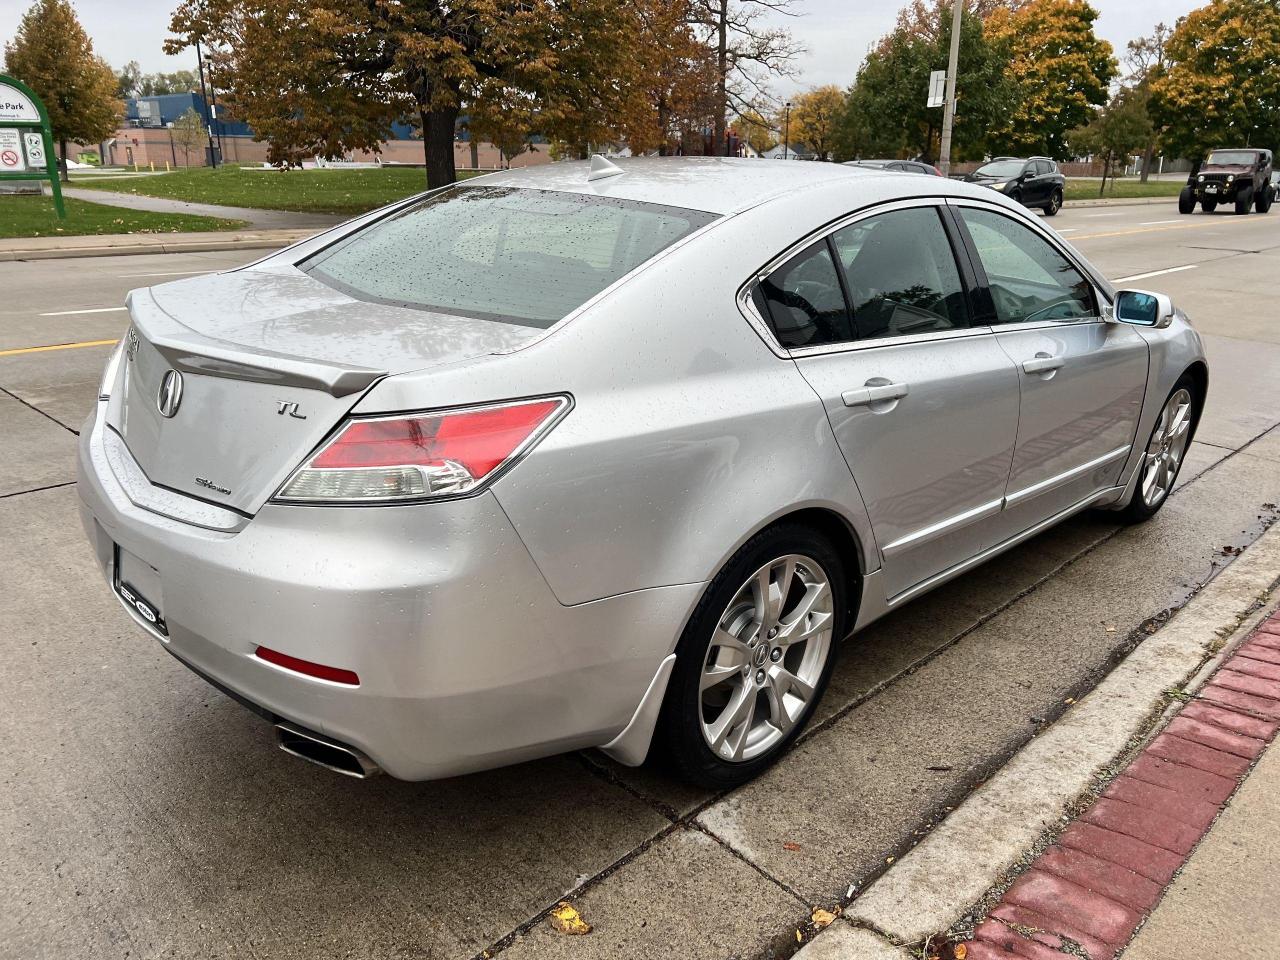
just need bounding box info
[960,157,1065,216]
[1179,148,1274,215]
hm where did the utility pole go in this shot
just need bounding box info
[937,0,964,177]
[783,102,792,160]
[194,38,218,169]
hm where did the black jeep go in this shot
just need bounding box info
[1179,148,1274,215]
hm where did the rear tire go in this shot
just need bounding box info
[1178,187,1195,214]
[1116,375,1198,525]
[655,523,847,789]
[1044,189,1062,216]
[1202,199,1217,213]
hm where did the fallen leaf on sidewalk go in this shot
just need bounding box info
[783,841,802,851]
[548,901,592,935]
[810,906,839,929]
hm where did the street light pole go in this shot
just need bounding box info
[194,38,218,169]
[783,102,792,160]
[938,0,964,177]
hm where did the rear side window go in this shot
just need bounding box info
[830,207,968,340]
[756,241,852,348]
[958,207,1094,324]
[303,186,717,328]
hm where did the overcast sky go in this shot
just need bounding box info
[1,0,1205,97]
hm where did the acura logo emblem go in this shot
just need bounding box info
[157,369,183,418]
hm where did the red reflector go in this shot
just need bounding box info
[255,646,360,686]
[311,399,562,477]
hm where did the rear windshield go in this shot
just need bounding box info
[1206,150,1258,166]
[302,185,718,328]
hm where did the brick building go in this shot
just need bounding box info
[97,93,551,171]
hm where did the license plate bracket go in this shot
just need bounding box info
[114,545,168,636]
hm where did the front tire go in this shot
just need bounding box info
[656,523,847,789]
[1235,190,1251,214]
[1178,187,1195,214]
[1044,189,1062,216]
[1256,185,1274,214]
[1117,376,1197,524]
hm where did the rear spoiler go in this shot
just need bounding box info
[126,289,386,398]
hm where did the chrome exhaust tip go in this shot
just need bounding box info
[274,722,381,779]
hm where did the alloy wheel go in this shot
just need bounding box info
[698,554,834,762]
[1141,387,1192,508]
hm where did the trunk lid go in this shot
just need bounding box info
[109,266,542,515]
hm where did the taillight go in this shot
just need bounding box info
[274,396,569,503]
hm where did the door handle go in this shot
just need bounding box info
[1022,354,1065,375]
[842,381,909,408]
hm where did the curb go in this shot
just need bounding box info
[960,613,1280,960]
[793,520,1280,958]
[1064,197,1179,209]
[0,231,313,262]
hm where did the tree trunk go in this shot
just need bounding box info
[658,97,669,157]
[58,139,69,182]
[1140,140,1156,183]
[714,0,728,157]
[1098,152,1108,197]
[469,139,479,170]
[421,104,459,189]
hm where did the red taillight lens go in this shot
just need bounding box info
[255,646,360,685]
[274,396,569,503]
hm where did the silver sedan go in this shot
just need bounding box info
[78,157,1206,788]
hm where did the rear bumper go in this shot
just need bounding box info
[77,404,701,780]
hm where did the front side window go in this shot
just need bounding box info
[958,207,1095,325]
[830,206,968,340]
[1035,160,1054,175]
[303,186,717,328]
[756,241,852,348]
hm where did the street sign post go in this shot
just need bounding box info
[0,73,66,219]
[927,70,947,109]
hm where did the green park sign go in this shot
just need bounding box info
[0,73,65,219]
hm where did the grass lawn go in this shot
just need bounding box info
[0,195,248,239]
[72,165,480,216]
[1064,179,1185,202]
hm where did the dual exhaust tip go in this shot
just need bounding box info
[274,721,381,779]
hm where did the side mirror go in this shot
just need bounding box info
[1110,289,1175,328]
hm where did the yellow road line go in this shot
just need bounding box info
[0,338,118,358]
[1071,217,1277,242]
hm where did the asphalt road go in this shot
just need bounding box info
[3,200,1279,960]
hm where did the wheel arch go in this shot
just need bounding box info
[708,505,868,631]
[1182,359,1209,439]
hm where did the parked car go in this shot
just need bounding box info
[79,157,1206,788]
[844,159,942,176]
[1179,148,1275,215]
[961,156,1065,216]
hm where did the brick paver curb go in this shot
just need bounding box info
[961,610,1280,960]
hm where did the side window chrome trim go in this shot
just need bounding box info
[944,196,1113,304]
[788,323,994,358]
[736,196,964,358]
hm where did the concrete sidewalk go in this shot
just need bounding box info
[55,185,346,230]
[0,227,314,261]
[1125,735,1279,960]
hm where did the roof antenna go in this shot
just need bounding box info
[587,154,624,181]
